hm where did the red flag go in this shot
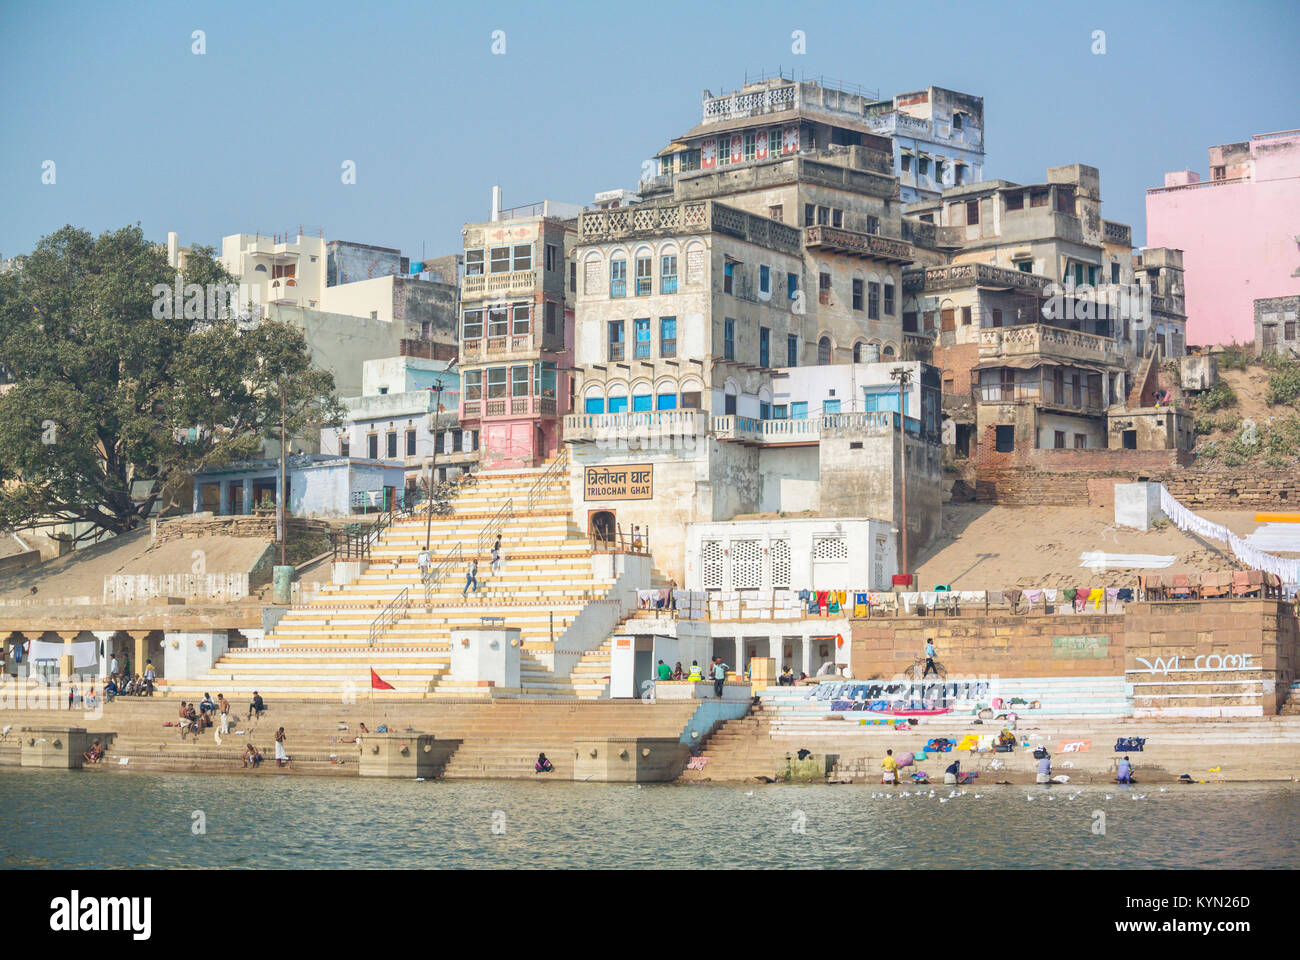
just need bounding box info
[370,668,395,691]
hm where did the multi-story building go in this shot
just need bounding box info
[320,356,476,498]
[864,86,986,203]
[1146,130,1300,346]
[905,165,1191,467]
[457,197,579,470]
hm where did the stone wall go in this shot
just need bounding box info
[848,598,1300,715]
[850,611,1127,679]
[153,515,330,546]
[1158,472,1300,510]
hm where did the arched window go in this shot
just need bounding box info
[882,343,896,359]
[582,384,605,415]
[630,379,653,412]
[853,341,866,363]
[606,381,629,414]
[818,337,832,365]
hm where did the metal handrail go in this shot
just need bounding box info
[477,497,513,556]
[368,586,409,647]
[525,446,569,512]
[589,526,650,556]
[423,542,463,608]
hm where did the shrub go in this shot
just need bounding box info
[1194,379,1238,413]
[1265,361,1300,406]
[1218,344,1253,371]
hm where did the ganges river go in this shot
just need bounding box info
[1,769,1295,869]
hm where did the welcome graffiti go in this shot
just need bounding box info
[1129,652,1256,675]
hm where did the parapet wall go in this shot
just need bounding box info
[976,463,1297,507]
[849,598,1299,716]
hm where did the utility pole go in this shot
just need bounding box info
[890,365,913,579]
[279,378,287,567]
[423,359,456,552]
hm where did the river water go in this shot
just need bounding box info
[1,769,1295,869]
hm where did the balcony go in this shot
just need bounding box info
[978,381,1105,416]
[978,324,1123,367]
[903,262,1050,295]
[462,394,558,422]
[461,269,536,299]
[579,199,803,257]
[803,225,914,265]
[459,333,541,362]
[564,410,928,447]
[563,410,710,444]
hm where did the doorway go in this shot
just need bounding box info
[589,509,616,544]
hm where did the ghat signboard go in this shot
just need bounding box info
[584,464,653,501]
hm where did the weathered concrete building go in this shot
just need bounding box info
[458,197,579,470]
[864,85,986,203]
[1254,295,1300,358]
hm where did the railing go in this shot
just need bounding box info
[525,445,569,512]
[461,270,536,298]
[478,497,513,556]
[590,526,650,556]
[804,225,914,263]
[979,324,1122,365]
[368,586,409,647]
[423,542,462,609]
[330,528,372,561]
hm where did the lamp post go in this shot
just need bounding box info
[889,364,914,579]
[424,359,457,552]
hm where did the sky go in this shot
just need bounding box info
[1,0,1297,261]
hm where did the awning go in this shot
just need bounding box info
[972,356,1044,371]
[654,141,691,158]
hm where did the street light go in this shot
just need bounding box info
[424,358,457,552]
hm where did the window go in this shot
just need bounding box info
[1015,259,1032,273]
[961,306,972,326]
[462,308,483,340]
[902,153,912,173]
[610,259,627,298]
[1054,430,1066,449]
[954,164,965,185]
[661,254,678,294]
[724,261,735,295]
[818,337,832,365]
[434,431,445,454]
[953,112,963,130]
[924,311,936,332]
[512,304,530,335]
[823,399,841,414]
[832,209,843,228]
[533,361,556,398]
[903,311,918,333]
[339,437,350,457]
[632,391,652,412]
[769,204,783,222]
[1074,433,1087,449]
[940,308,955,332]
[918,156,930,176]
[819,272,831,305]
[635,255,652,296]
[511,365,529,397]
[1030,189,1049,207]
[545,243,558,272]
[995,425,1015,452]
[464,370,482,401]
[759,264,771,294]
[656,392,677,410]
[760,326,770,367]
[884,283,895,316]
[681,391,701,409]
[487,304,508,337]
[817,206,830,226]
[724,391,738,415]
[966,199,980,225]
[386,431,398,458]
[1212,165,1226,181]
[868,282,880,320]
[935,160,945,183]
[660,317,677,357]
[545,301,558,335]
[513,244,531,271]
[865,215,879,234]
[787,334,799,367]
[759,401,771,420]
[804,204,815,227]
[486,367,507,399]
[634,318,651,358]
[743,131,756,162]
[489,246,510,273]
[569,261,576,293]
[790,401,808,420]
[608,320,625,361]
[991,308,1003,328]
[1111,262,1121,284]
[723,318,735,360]
[852,278,864,311]
[465,249,485,276]
[772,404,788,419]
[608,391,628,413]
[367,434,378,459]
[584,393,604,414]
[1005,192,1024,212]
[787,272,799,301]
[406,429,417,457]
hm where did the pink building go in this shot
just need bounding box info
[1145,129,1300,346]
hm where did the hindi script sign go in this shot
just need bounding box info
[584,464,653,501]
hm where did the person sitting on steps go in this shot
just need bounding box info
[248,691,267,720]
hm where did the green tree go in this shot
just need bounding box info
[0,224,343,542]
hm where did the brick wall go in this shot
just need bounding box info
[1159,472,1300,509]
[849,599,1300,714]
[850,612,1127,678]
[153,515,330,546]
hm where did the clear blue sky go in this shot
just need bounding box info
[2,0,1296,260]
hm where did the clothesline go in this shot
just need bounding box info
[1159,486,1300,584]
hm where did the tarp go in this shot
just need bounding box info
[27,639,97,669]
[1079,552,1176,570]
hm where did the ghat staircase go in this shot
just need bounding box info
[161,457,640,702]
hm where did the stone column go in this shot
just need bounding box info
[57,631,81,684]
[127,631,151,678]
[91,631,116,679]
[734,637,744,678]
[219,481,232,516]
[800,634,812,677]
[192,483,201,513]
[242,478,254,515]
